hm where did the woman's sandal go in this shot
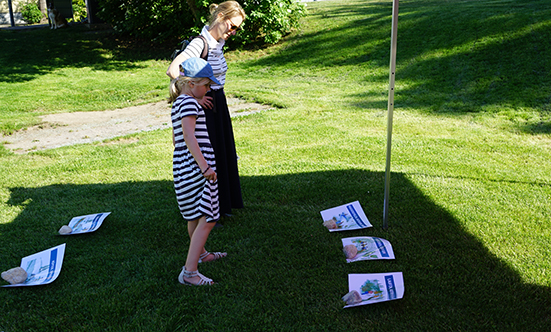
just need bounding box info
[198,251,227,263]
[178,267,214,286]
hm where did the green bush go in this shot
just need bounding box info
[96,0,306,46]
[238,0,307,45]
[20,2,43,24]
[98,0,193,43]
[72,0,88,22]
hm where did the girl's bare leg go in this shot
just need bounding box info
[187,218,208,259]
[184,216,216,284]
[187,219,198,239]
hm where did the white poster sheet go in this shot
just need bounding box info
[320,201,372,232]
[60,212,111,235]
[2,243,66,287]
[342,237,395,262]
[343,272,404,308]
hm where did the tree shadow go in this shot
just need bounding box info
[242,0,551,133]
[394,0,551,117]
[1,170,550,330]
[2,1,548,133]
[0,24,173,84]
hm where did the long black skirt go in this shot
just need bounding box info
[204,88,244,215]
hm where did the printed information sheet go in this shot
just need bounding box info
[343,272,404,308]
[2,243,66,287]
[342,236,395,262]
[320,201,372,232]
[60,212,111,235]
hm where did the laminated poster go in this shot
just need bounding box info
[2,243,66,287]
[60,212,111,235]
[343,272,404,308]
[342,236,395,262]
[320,201,372,232]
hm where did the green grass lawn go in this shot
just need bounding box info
[1,0,550,331]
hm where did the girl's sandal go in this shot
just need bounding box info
[198,251,227,263]
[178,267,214,286]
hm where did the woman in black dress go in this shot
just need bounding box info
[167,1,245,217]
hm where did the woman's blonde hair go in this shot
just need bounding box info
[168,76,211,103]
[208,1,246,27]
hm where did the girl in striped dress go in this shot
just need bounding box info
[167,1,246,217]
[169,57,227,286]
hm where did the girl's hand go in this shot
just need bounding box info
[197,95,214,110]
[202,166,217,182]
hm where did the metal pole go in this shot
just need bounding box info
[8,0,16,27]
[383,0,399,230]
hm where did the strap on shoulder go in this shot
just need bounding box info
[196,35,209,61]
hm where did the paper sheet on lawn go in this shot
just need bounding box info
[60,212,111,235]
[320,201,372,232]
[344,272,404,308]
[342,236,395,262]
[2,243,66,287]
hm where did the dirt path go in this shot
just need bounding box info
[3,98,272,154]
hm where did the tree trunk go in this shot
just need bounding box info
[186,0,198,22]
[39,0,48,23]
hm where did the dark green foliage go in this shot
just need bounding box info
[20,2,44,24]
[72,0,88,22]
[97,0,195,43]
[237,0,307,45]
[96,0,306,45]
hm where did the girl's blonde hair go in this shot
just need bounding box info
[168,76,211,103]
[208,1,246,27]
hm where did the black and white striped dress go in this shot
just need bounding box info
[172,94,219,223]
[179,26,244,215]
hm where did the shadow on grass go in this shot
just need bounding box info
[519,120,551,135]
[2,170,550,330]
[2,1,549,135]
[243,0,551,132]
[0,24,172,84]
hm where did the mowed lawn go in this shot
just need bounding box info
[1,0,550,331]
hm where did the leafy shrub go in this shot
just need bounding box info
[72,0,88,22]
[96,0,306,46]
[238,0,307,45]
[97,0,194,43]
[20,2,43,24]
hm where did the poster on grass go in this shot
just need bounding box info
[59,212,111,235]
[342,272,404,308]
[341,237,395,263]
[2,243,66,287]
[320,201,372,232]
